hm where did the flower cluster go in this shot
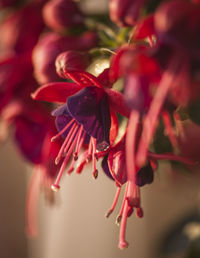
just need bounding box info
[1,0,200,250]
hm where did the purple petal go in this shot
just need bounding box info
[67,86,111,150]
[101,155,114,180]
[55,114,74,138]
[14,116,46,164]
[135,162,154,187]
[52,103,69,116]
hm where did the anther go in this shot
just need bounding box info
[86,154,92,163]
[55,156,61,165]
[136,207,144,218]
[93,169,98,179]
[51,184,60,192]
[118,240,129,250]
[94,153,99,161]
[67,167,74,174]
[105,210,113,218]
[73,152,78,161]
[116,215,122,226]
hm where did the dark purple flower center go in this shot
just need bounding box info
[51,86,111,191]
[52,86,111,150]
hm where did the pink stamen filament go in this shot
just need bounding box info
[64,127,84,174]
[105,186,121,218]
[147,151,197,166]
[26,166,44,237]
[52,135,78,191]
[55,122,77,165]
[76,150,88,174]
[118,198,129,249]
[51,118,75,142]
[63,124,79,154]
[73,127,85,160]
[162,111,179,153]
[88,138,93,156]
[116,183,129,225]
[67,129,86,175]
[126,110,140,206]
[136,65,176,167]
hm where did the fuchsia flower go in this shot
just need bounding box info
[0,1,44,55]
[2,99,62,236]
[134,0,200,167]
[110,0,200,172]
[32,31,98,84]
[42,0,84,33]
[109,0,146,27]
[107,6,200,246]
[101,131,196,249]
[0,0,45,115]
[32,52,129,191]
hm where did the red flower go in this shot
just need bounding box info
[42,0,84,32]
[32,32,98,84]
[101,133,196,249]
[0,1,44,55]
[109,0,146,27]
[3,99,62,236]
[32,60,130,191]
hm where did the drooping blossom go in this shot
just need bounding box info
[2,98,62,236]
[55,50,91,76]
[0,0,45,115]
[101,133,196,249]
[0,1,44,56]
[42,0,85,33]
[32,52,130,191]
[133,0,200,167]
[32,31,98,84]
[109,0,146,26]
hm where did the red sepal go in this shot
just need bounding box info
[64,70,103,88]
[31,82,82,103]
[105,88,130,117]
[134,15,155,40]
[109,108,118,145]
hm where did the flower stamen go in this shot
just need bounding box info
[51,118,75,142]
[105,186,121,218]
[55,122,78,165]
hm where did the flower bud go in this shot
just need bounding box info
[109,0,145,27]
[42,0,84,32]
[32,32,98,84]
[55,50,91,79]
